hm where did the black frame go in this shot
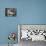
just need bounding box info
[5,8,17,17]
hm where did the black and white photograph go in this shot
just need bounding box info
[18,24,46,46]
[5,8,16,16]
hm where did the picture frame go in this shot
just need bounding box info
[5,8,17,17]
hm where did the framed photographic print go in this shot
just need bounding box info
[18,24,46,46]
[5,8,16,17]
[18,24,46,41]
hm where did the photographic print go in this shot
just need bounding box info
[5,8,16,17]
[18,24,46,46]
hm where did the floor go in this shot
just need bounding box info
[0,44,18,46]
[19,39,46,46]
[0,40,46,46]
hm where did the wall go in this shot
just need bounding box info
[0,0,46,44]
